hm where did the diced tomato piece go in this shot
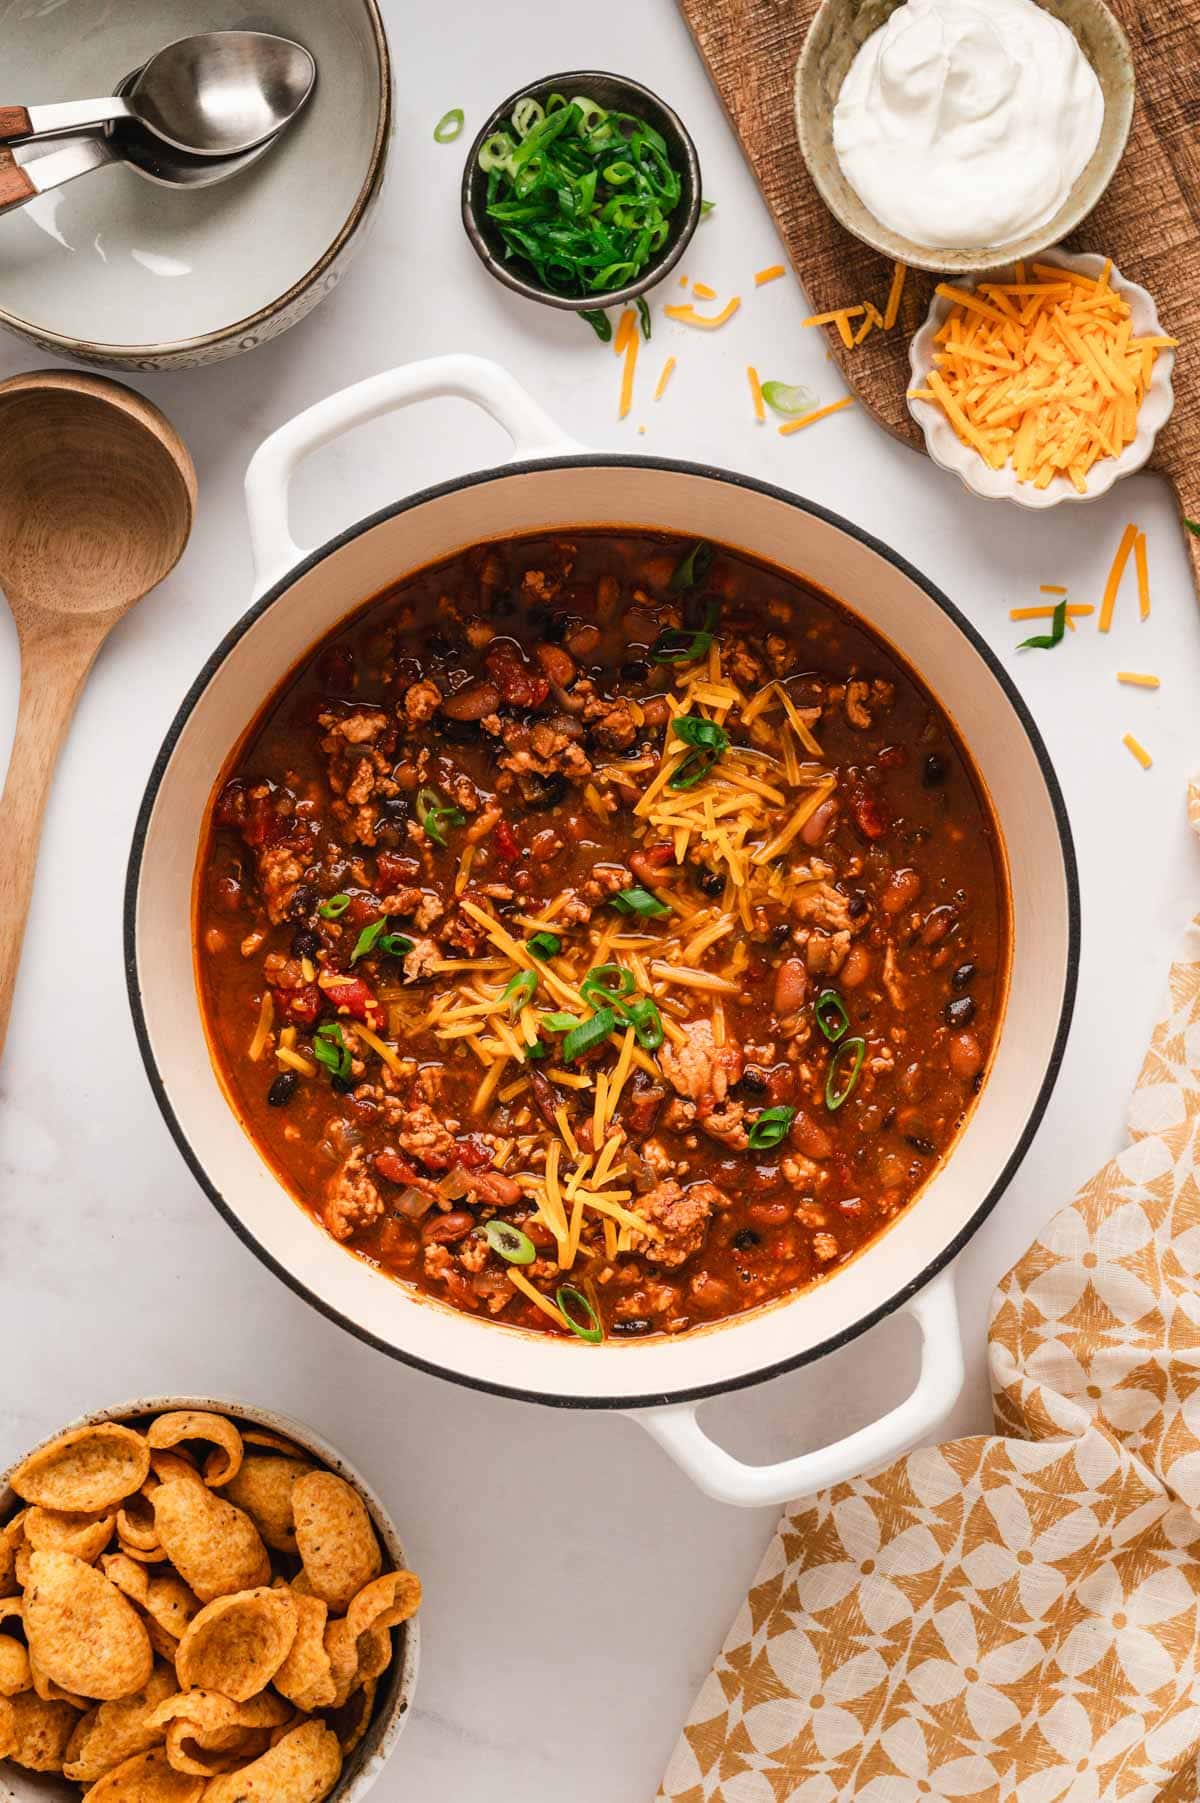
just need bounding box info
[492,820,522,864]
[848,784,890,841]
[877,744,909,769]
[454,1134,494,1171]
[243,788,287,849]
[374,1149,418,1186]
[322,976,384,1030]
[344,891,380,926]
[214,779,247,831]
[274,983,322,1028]
[376,851,420,888]
[486,642,550,711]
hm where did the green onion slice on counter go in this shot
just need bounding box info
[557,1283,604,1343]
[761,381,818,419]
[477,1220,536,1264]
[700,198,715,215]
[1185,519,1200,536]
[669,713,730,789]
[527,931,562,959]
[562,1007,616,1062]
[581,309,612,342]
[312,1022,352,1082]
[433,108,465,143]
[747,1105,795,1150]
[825,1036,867,1111]
[1017,599,1068,651]
[610,887,670,918]
[669,539,713,592]
[416,785,466,846]
[318,894,351,920]
[636,296,652,340]
[815,988,850,1044]
[502,970,538,1017]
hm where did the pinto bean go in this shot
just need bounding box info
[773,957,809,1015]
[639,695,670,728]
[880,868,922,916]
[422,1210,476,1244]
[791,1110,833,1161]
[472,1170,522,1208]
[629,843,674,884]
[840,944,872,989]
[921,905,957,947]
[564,622,601,658]
[442,679,501,722]
[535,644,576,686]
[948,1030,984,1081]
[800,797,839,847]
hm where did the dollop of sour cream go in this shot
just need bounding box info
[832,0,1104,250]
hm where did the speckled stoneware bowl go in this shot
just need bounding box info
[0,1395,419,1803]
[908,247,1176,508]
[795,0,1134,275]
[0,0,391,370]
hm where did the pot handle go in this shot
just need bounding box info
[244,354,583,595]
[626,1268,963,1509]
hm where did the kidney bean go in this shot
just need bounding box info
[442,679,501,722]
[629,842,674,884]
[800,797,838,847]
[766,1065,797,1106]
[564,622,601,658]
[840,944,872,989]
[472,1170,523,1208]
[486,642,550,709]
[535,644,576,686]
[748,1199,792,1227]
[639,695,671,728]
[948,1029,984,1080]
[881,868,922,916]
[791,1110,833,1161]
[422,1210,476,1244]
[773,957,809,1015]
[211,874,243,915]
[921,905,957,946]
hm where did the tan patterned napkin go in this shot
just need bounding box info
[659,783,1200,1803]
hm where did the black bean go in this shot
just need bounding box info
[287,884,317,922]
[732,1228,761,1251]
[620,658,651,684]
[738,1068,769,1096]
[427,632,453,658]
[519,771,569,811]
[923,752,948,787]
[291,928,321,960]
[696,867,724,897]
[331,1075,355,1096]
[267,1072,298,1108]
[945,995,977,1028]
[951,962,976,991]
[847,894,869,920]
[611,1317,654,1337]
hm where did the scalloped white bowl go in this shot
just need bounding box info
[907,248,1176,509]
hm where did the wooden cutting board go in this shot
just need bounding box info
[678,0,1200,599]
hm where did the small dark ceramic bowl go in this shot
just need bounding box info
[461,70,702,312]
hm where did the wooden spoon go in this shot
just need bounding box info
[0,370,195,1057]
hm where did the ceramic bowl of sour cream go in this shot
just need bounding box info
[795,0,1134,274]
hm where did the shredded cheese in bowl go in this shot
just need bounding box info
[907,249,1177,508]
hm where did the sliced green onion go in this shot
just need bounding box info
[478,131,515,172]
[378,931,414,958]
[524,1040,548,1061]
[610,887,670,918]
[312,1022,352,1082]
[527,931,562,959]
[636,296,652,340]
[1185,518,1200,536]
[815,989,850,1044]
[540,1011,581,1033]
[825,1036,866,1111]
[615,994,663,1051]
[581,309,612,342]
[556,1283,604,1343]
[416,785,465,847]
[761,380,818,419]
[433,107,464,143]
[319,894,351,920]
[669,713,730,790]
[562,1007,616,1062]
[580,963,635,1009]
[350,918,390,965]
[669,540,714,593]
[476,1220,536,1264]
[512,97,544,139]
[1017,599,1068,651]
[700,198,715,215]
[747,1105,795,1150]
[502,970,538,1017]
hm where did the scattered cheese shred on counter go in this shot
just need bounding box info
[664,296,741,330]
[1117,671,1160,688]
[1040,583,1068,595]
[1123,733,1153,769]
[884,261,908,329]
[1009,603,1092,632]
[617,311,639,420]
[1134,529,1151,618]
[912,263,1177,493]
[1099,523,1140,631]
[691,281,717,300]
[653,355,676,401]
[778,396,855,436]
[755,264,785,286]
[746,365,765,423]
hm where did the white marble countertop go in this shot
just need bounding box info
[2,4,1198,1799]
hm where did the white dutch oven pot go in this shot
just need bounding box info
[127,357,1078,1508]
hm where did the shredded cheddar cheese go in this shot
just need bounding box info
[1117,671,1160,688]
[1123,733,1153,769]
[778,396,855,436]
[913,264,1176,494]
[1099,524,1140,631]
[747,364,765,423]
[755,264,785,286]
[883,261,908,330]
[1134,530,1151,619]
[691,281,717,300]
[802,305,865,349]
[664,297,741,330]
[653,356,676,401]
[618,311,639,420]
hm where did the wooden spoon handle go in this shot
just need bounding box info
[0,627,104,1058]
[0,147,34,211]
[0,107,32,142]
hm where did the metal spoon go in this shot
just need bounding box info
[0,66,283,214]
[0,31,315,158]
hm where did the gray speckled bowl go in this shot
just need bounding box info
[0,1396,419,1803]
[795,0,1135,275]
